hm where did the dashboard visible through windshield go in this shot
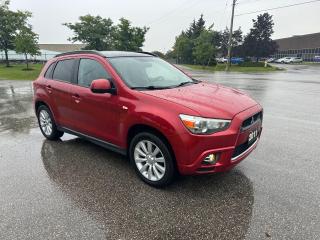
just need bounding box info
[108,56,195,89]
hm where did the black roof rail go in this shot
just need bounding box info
[138,51,159,57]
[55,50,105,58]
[55,50,159,58]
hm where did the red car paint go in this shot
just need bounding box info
[33,52,262,175]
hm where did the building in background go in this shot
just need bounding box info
[38,44,86,53]
[273,32,320,61]
[0,44,86,62]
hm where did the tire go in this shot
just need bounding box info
[129,132,175,187]
[37,105,64,140]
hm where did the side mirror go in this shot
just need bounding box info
[90,79,116,94]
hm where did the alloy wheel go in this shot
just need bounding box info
[39,110,53,136]
[134,140,166,181]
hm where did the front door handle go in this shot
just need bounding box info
[72,94,81,103]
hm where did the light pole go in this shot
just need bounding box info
[226,0,236,71]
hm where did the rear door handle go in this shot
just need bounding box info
[46,85,52,93]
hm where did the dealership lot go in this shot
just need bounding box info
[0,64,320,240]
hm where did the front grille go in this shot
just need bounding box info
[241,111,263,130]
[232,139,256,159]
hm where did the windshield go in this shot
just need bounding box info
[108,57,194,89]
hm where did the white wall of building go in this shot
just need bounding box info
[0,49,61,61]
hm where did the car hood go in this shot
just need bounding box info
[142,82,258,119]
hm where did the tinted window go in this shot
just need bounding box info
[44,63,55,79]
[78,59,110,87]
[52,59,75,82]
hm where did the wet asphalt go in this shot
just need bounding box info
[0,64,320,240]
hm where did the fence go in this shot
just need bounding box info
[0,50,60,63]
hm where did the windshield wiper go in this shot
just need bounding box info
[131,86,172,90]
[192,78,201,83]
[175,81,199,87]
[131,80,201,90]
[177,81,192,87]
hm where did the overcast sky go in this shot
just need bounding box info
[8,0,320,52]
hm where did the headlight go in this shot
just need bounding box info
[179,114,231,134]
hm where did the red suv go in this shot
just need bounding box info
[33,51,262,186]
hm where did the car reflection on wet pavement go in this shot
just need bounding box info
[1,64,320,239]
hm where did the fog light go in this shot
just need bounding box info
[203,153,219,165]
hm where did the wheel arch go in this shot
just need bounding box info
[34,100,58,124]
[35,100,49,114]
[127,124,177,167]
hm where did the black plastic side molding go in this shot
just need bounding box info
[58,126,127,156]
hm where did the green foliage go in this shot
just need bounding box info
[193,29,217,66]
[172,15,245,65]
[171,12,277,64]
[183,63,279,73]
[185,14,206,39]
[64,15,148,51]
[151,51,166,59]
[0,0,32,66]
[173,15,217,65]
[114,18,148,51]
[215,28,243,56]
[15,27,40,69]
[173,33,194,63]
[64,15,115,50]
[238,62,269,67]
[0,63,43,80]
[165,50,175,59]
[242,13,278,59]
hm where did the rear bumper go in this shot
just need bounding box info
[172,104,263,175]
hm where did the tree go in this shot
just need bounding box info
[217,28,243,57]
[165,50,175,60]
[172,15,208,64]
[64,15,115,50]
[193,28,217,66]
[64,15,148,51]
[0,0,32,66]
[151,51,165,59]
[242,13,278,60]
[186,14,206,39]
[114,18,148,51]
[15,27,40,69]
[173,33,193,64]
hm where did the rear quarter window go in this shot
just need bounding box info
[44,62,55,79]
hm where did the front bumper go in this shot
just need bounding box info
[172,104,263,175]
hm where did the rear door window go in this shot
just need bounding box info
[52,59,76,83]
[77,59,111,87]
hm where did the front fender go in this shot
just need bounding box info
[118,92,197,149]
